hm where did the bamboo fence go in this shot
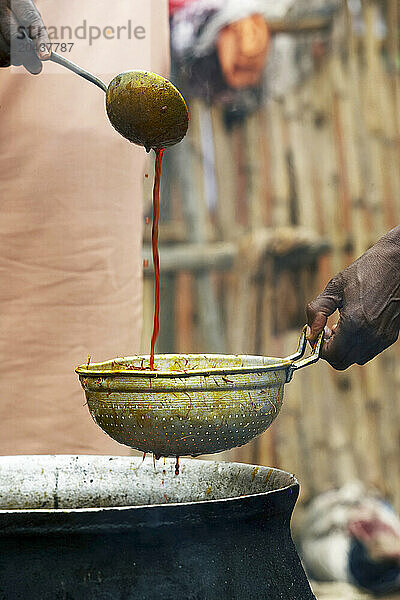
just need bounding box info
[142,0,400,513]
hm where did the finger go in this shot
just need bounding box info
[306,274,344,341]
[9,0,50,59]
[7,11,42,73]
[2,5,30,67]
[0,2,11,48]
[0,6,23,65]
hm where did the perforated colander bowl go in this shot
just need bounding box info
[76,326,322,457]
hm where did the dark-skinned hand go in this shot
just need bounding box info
[0,0,50,73]
[306,226,400,370]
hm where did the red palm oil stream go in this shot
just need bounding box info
[150,148,165,370]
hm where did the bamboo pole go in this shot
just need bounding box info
[268,15,333,35]
[331,50,366,257]
[176,100,226,353]
[210,106,238,241]
[386,0,400,135]
[175,272,195,354]
[244,110,264,231]
[360,0,386,238]
[140,277,154,355]
[258,108,273,227]
[266,100,291,227]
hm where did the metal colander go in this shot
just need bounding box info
[76,326,322,457]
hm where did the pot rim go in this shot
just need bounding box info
[0,482,298,515]
[76,353,292,379]
[0,456,298,515]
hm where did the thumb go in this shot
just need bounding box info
[306,274,344,341]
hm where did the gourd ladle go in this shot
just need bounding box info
[39,44,189,150]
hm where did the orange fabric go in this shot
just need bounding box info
[217,14,270,89]
[0,0,170,454]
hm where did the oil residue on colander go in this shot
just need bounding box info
[76,328,323,460]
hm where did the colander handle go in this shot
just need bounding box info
[283,325,308,362]
[285,326,324,382]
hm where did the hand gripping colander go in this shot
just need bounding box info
[76,326,323,458]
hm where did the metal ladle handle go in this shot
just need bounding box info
[20,28,107,93]
[49,52,107,94]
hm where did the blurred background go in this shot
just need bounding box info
[140,1,400,596]
[141,0,400,509]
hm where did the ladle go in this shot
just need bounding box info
[46,49,189,150]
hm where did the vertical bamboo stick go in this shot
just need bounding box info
[244,110,264,231]
[285,91,317,230]
[175,272,195,354]
[210,106,238,241]
[266,100,291,227]
[259,108,274,227]
[386,0,400,135]
[330,56,353,264]
[360,0,386,237]
[140,277,154,355]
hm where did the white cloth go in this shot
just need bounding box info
[0,0,170,454]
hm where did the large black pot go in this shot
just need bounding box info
[0,456,315,600]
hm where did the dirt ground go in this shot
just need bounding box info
[311,582,400,600]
